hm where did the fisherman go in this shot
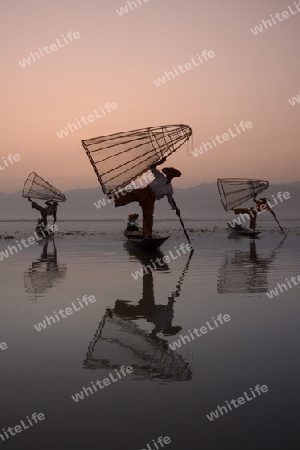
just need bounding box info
[113,158,181,238]
[28,198,58,226]
[232,197,271,231]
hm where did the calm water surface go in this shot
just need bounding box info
[1,222,300,449]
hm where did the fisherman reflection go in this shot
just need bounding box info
[84,245,194,381]
[24,239,67,299]
[115,247,182,338]
[217,237,285,295]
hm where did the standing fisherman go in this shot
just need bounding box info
[232,198,271,231]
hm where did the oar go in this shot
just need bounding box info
[172,198,192,246]
[269,209,286,235]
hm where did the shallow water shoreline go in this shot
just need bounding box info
[1,223,300,449]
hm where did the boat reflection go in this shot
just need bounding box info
[84,245,194,381]
[217,237,286,294]
[24,239,67,299]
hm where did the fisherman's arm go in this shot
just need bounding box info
[167,194,180,214]
[153,156,167,167]
[53,211,57,224]
[150,157,167,175]
[150,166,160,177]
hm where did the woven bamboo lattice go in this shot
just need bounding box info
[82,124,192,195]
[217,178,269,211]
[22,172,66,202]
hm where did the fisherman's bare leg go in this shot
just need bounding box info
[113,190,140,207]
[234,207,257,230]
[234,208,249,215]
[141,198,155,238]
[114,188,155,237]
[30,200,48,226]
[42,214,47,227]
[249,210,257,230]
[30,201,44,213]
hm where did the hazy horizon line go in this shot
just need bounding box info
[2,180,300,196]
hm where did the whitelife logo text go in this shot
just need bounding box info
[153,50,215,87]
[18,31,81,68]
[56,102,118,139]
[190,121,253,157]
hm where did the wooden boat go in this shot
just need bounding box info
[124,214,169,249]
[227,222,260,237]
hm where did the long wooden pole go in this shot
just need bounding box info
[269,209,286,235]
[172,198,192,246]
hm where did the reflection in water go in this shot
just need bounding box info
[84,245,194,381]
[217,237,286,294]
[24,239,67,299]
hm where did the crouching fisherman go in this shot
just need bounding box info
[28,198,58,227]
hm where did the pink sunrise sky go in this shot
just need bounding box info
[0,0,299,193]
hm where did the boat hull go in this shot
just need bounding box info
[127,236,169,249]
[124,228,169,249]
[227,223,260,237]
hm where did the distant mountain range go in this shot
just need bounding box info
[1,182,299,221]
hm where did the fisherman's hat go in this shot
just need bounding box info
[162,167,181,177]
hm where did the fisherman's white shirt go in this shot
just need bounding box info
[148,168,175,209]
